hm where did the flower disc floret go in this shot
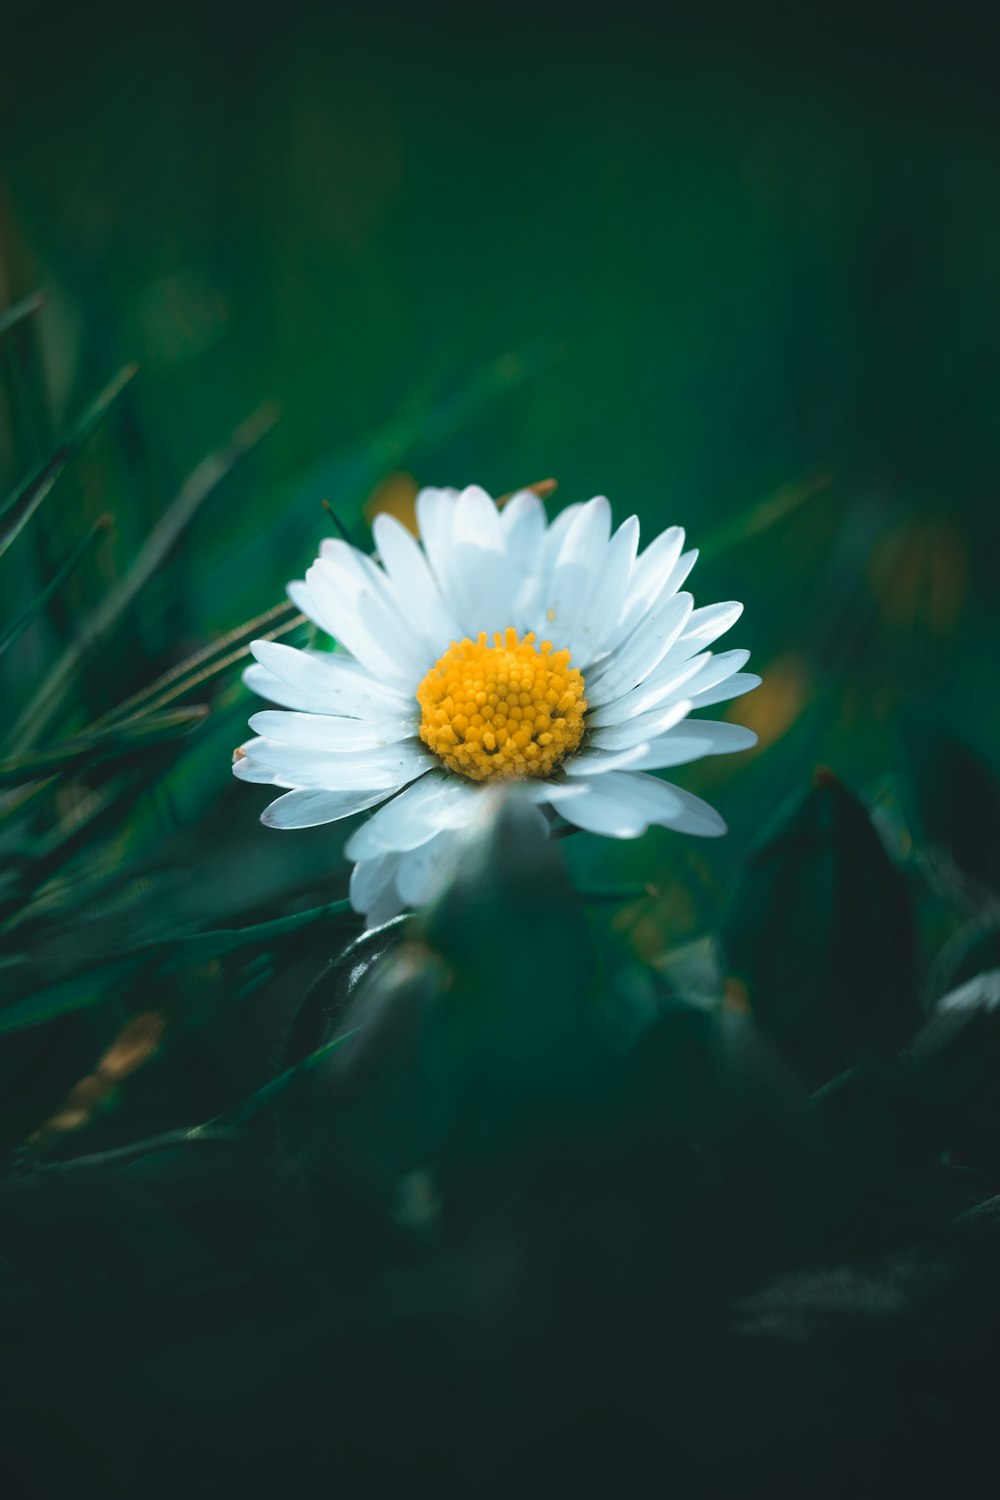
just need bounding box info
[417,626,587,782]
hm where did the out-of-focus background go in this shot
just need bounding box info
[2,0,1000,1146]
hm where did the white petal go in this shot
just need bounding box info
[240,739,436,791]
[586,655,708,727]
[672,648,750,702]
[248,710,418,751]
[586,697,692,752]
[349,853,405,924]
[373,512,461,651]
[233,738,287,783]
[561,744,651,775]
[538,509,639,668]
[242,663,318,713]
[604,525,684,648]
[259,786,395,828]
[499,489,547,570]
[305,550,425,687]
[395,831,458,906]
[627,721,757,771]
[675,601,744,654]
[584,590,693,701]
[344,771,480,860]
[660,547,699,599]
[688,671,761,710]
[414,486,460,588]
[650,780,728,836]
[547,770,726,838]
[544,770,687,837]
[248,640,411,716]
[417,485,521,638]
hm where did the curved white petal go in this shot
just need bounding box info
[395,831,458,907]
[349,852,406,925]
[586,698,692,752]
[248,709,418,752]
[239,739,436,791]
[586,654,709,728]
[305,549,425,688]
[545,769,726,838]
[603,526,684,651]
[417,485,521,639]
[585,590,694,702]
[259,786,396,828]
[675,601,744,654]
[535,508,639,669]
[688,671,761,710]
[544,769,687,837]
[248,640,411,717]
[626,721,758,771]
[343,770,480,860]
[372,512,461,653]
[648,780,729,836]
[499,489,547,570]
[660,547,699,600]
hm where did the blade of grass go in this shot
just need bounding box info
[0,602,302,831]
[0,363,136,558]
[0,706,208,787]
[163,896,355,968]
[0,291,45,346]
[0,897,356,1031]
[0,514,112,660]
[699,470,831,558]
[99,599,304,726]
[9,401,279,750]
[201,1024,360,1130]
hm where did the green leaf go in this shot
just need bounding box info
[897,704,1000,903]
[0,291,45,346]
[0,514,112,660]
[899,968,1000,1166]
[720,769,919,1084]
[0,363,136,562]
[0,706,207,788]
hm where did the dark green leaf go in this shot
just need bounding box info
[900,968,1000,1166]
[720,769,919,1084]
[897,704,1000,903]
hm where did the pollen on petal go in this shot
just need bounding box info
[417,628,586,782]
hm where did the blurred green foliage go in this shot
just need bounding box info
[3,3,1000,1492]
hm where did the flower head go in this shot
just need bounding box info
[235,486,760,924]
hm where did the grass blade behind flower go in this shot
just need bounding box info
[0,364,136,560]
[8,402,279,751]
[0,514,113,660]
[699,470,831,558]
[0,706,208,787]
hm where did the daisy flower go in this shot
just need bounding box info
[235,486,759,925]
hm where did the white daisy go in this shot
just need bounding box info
[235,485,760,925]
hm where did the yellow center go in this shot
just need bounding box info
[417,627,587,782]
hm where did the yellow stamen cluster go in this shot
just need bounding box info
[417,627,587,782]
